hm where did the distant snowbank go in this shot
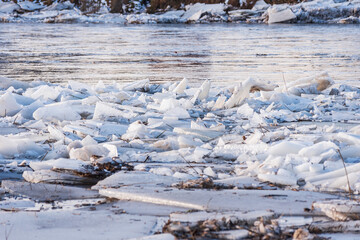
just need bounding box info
[0,0,359,24]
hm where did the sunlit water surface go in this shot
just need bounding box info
[1,23,359,87]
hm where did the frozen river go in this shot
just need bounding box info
[1,23,360,87]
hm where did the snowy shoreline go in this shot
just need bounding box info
[1,0,360,24]
[1,73,360,238]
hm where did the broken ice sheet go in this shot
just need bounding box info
[99,187,336,215]
[0,198,35,211]
[23,169,99,185]
[0,206,164,240]
[92,171,180,190]
[312,199,360,221]
[170,210,274,224]
[0,136,45,159]
[2,73,360,239]
[2,180,100,201]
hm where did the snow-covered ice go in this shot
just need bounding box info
[0,0,359,24]
[1,74,360,238]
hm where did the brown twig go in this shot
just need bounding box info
[179,154,201,176]
[40,151,49,162]
[155,129,166,139]
[337,149,353,200]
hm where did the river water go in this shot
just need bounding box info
[1,23,359,87]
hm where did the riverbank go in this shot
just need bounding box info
[1,0,360,24]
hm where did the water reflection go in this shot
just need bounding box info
[0,23,359,87]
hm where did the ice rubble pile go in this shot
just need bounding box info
[0,0,359,24]
[1,72,360,195]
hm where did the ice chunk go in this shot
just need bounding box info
[48,126,67,141]
[152,137,179,150]
[93,171,177,190]
[69,144,110,161]
[173,172,194,180]
[287,72,333,96]
[2,180,99,201]
[261,155,284,169]
[313,200,360,221]
[33,104,81,122]
[267,7,296,24]
[122,79,149,92]
[43,1,74,11]
[82,135,98,146]
[306,162,360,187]
[182,3,226,22]
[24,85,60,101]
[225,77,277,109]
[215,176,262,189]
[0,76,29,90]
[245,130,263,145]
[269,141,306,156]
[192,147,211,162]
[18,1,44,11]
[150,167,174,177]
[99,123,128,136]
[68,80,95,95]
[63,124,97,139]
[23,169,98,185]
[115,90,131,101]
[173,78,188,94]
[15,100,43,120]
[237,103,254,117]
[0,198,35,211]
[23,120,47,130]
[337,132,360,145]
[340,145,360,159]
[177,135,203,149]
[0,92,22,116]
[103,143,118,158]
[252,0,269,11]
[192,80,211,102]
[93,101,137,120]
[203,167,217,178]
[0,136,44,158]
[173,127,223,142]
[122,120,149,140]
[158,98,191,116]
[165,107,190,119]
[43,144,69,160]
[212,95,227,110]
[258,173,297,186]
[0,1,20,13]
[67,140,83,152]
[29,158,90,171]
[298,141,338,158]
